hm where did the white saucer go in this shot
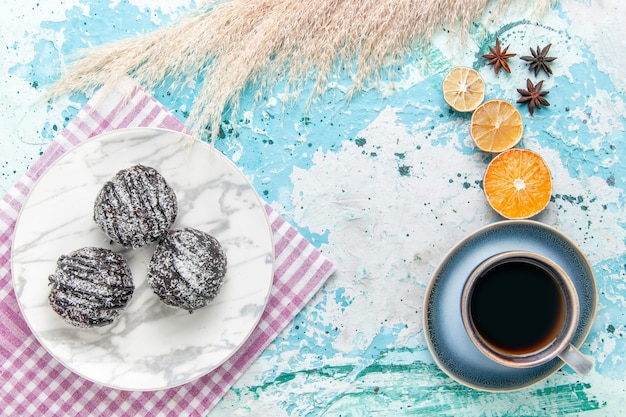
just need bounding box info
[11,128,275,391]
[424,220,596,391]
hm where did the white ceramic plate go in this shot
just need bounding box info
[11,128,274,391]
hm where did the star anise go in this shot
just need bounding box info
[521,44,557,76]
[517,78,550,116]
[482,37,516,74]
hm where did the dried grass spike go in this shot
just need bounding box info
[48,0,553,140]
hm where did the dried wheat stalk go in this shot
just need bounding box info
[48,0,552,140]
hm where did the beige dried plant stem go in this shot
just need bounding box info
[49,0,552,140]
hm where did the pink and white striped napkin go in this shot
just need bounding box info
[0,78,335,416]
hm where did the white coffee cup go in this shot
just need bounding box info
[461,250,593,375]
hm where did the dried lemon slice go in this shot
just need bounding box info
[442,67,485,112]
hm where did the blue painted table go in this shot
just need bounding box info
[2,1,625,415]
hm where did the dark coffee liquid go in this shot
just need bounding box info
[469,260,566,355]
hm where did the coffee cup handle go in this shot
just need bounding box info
[559,344,593,375]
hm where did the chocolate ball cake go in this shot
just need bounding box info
[148,228,227,313]
[94,164,178,248]
[48,247,135,328]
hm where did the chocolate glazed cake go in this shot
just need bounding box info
[48,247,135,328]
[148,228,227,313]
[94,164,178,248]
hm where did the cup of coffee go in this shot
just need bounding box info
[461,250,593,375]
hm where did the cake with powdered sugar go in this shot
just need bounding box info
[93,164,178,248]
[147,228,227,313]
[48,247,135,327]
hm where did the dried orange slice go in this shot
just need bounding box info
[442,67,485,112]
[483,148,552,219]
[470,100,523,152]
